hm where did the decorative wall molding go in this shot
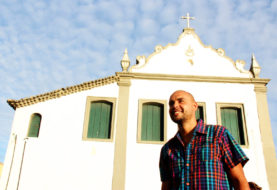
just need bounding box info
[129,72,270,84]
[7,72,270,110]
[254,84,268,93]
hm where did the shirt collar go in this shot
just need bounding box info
[176,119,207,138]
[194,119,207,134]
[176,119,207,146]
[176,133,184,147]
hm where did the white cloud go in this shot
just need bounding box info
[113,21,135,35]
[137,18,160,35]
[159,4,178,25]
[95,0,125,22]
[139,0,163,13]
[160,24,179,41]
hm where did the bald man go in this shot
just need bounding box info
[159,90,249,190]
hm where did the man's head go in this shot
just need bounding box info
[169,90,198,125]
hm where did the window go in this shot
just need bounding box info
[217,104,247,145]
[138,100,167,143]
[27,113,42,137]
[196,102,206,122]
[83,97,116,141]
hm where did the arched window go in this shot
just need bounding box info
[217,104,247,145]
[195,102,206,122]
[87,101,113,139]
[27,113,42,137]
[83,97,116,141]
[220,107,245,145]
[139,101,166,142]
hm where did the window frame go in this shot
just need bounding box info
[27,113,42,138]
[216,103,248,147]
[137,99,167,144]
[196,102,206,122]
[83,96,116,142]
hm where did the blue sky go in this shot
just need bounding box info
[0,0,277,163]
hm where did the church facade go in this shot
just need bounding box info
[0,26,276,189]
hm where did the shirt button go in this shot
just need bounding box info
[186,182,190,186]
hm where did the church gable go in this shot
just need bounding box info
[130,28,252,78]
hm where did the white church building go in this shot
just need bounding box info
[1,20,277,190]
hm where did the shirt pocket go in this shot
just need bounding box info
[197,141,219,162]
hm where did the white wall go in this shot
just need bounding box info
[0,83,119,190]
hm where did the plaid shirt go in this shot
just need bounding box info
[159,119,248,190]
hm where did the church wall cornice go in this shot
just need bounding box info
[7,75,119,110]
[7,71,270,110]
[127,72,270,84]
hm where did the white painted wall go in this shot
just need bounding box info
[0,83,119,190]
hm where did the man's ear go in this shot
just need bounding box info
[193,102,198,111]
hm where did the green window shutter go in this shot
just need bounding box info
[87,101,112,139]
[141,103,164,141]
[221,108,245,145]
[28,114,41,137]
[196,106,204,121]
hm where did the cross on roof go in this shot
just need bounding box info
[181,13,195,28]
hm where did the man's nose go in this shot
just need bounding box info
[172,101,179,108]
